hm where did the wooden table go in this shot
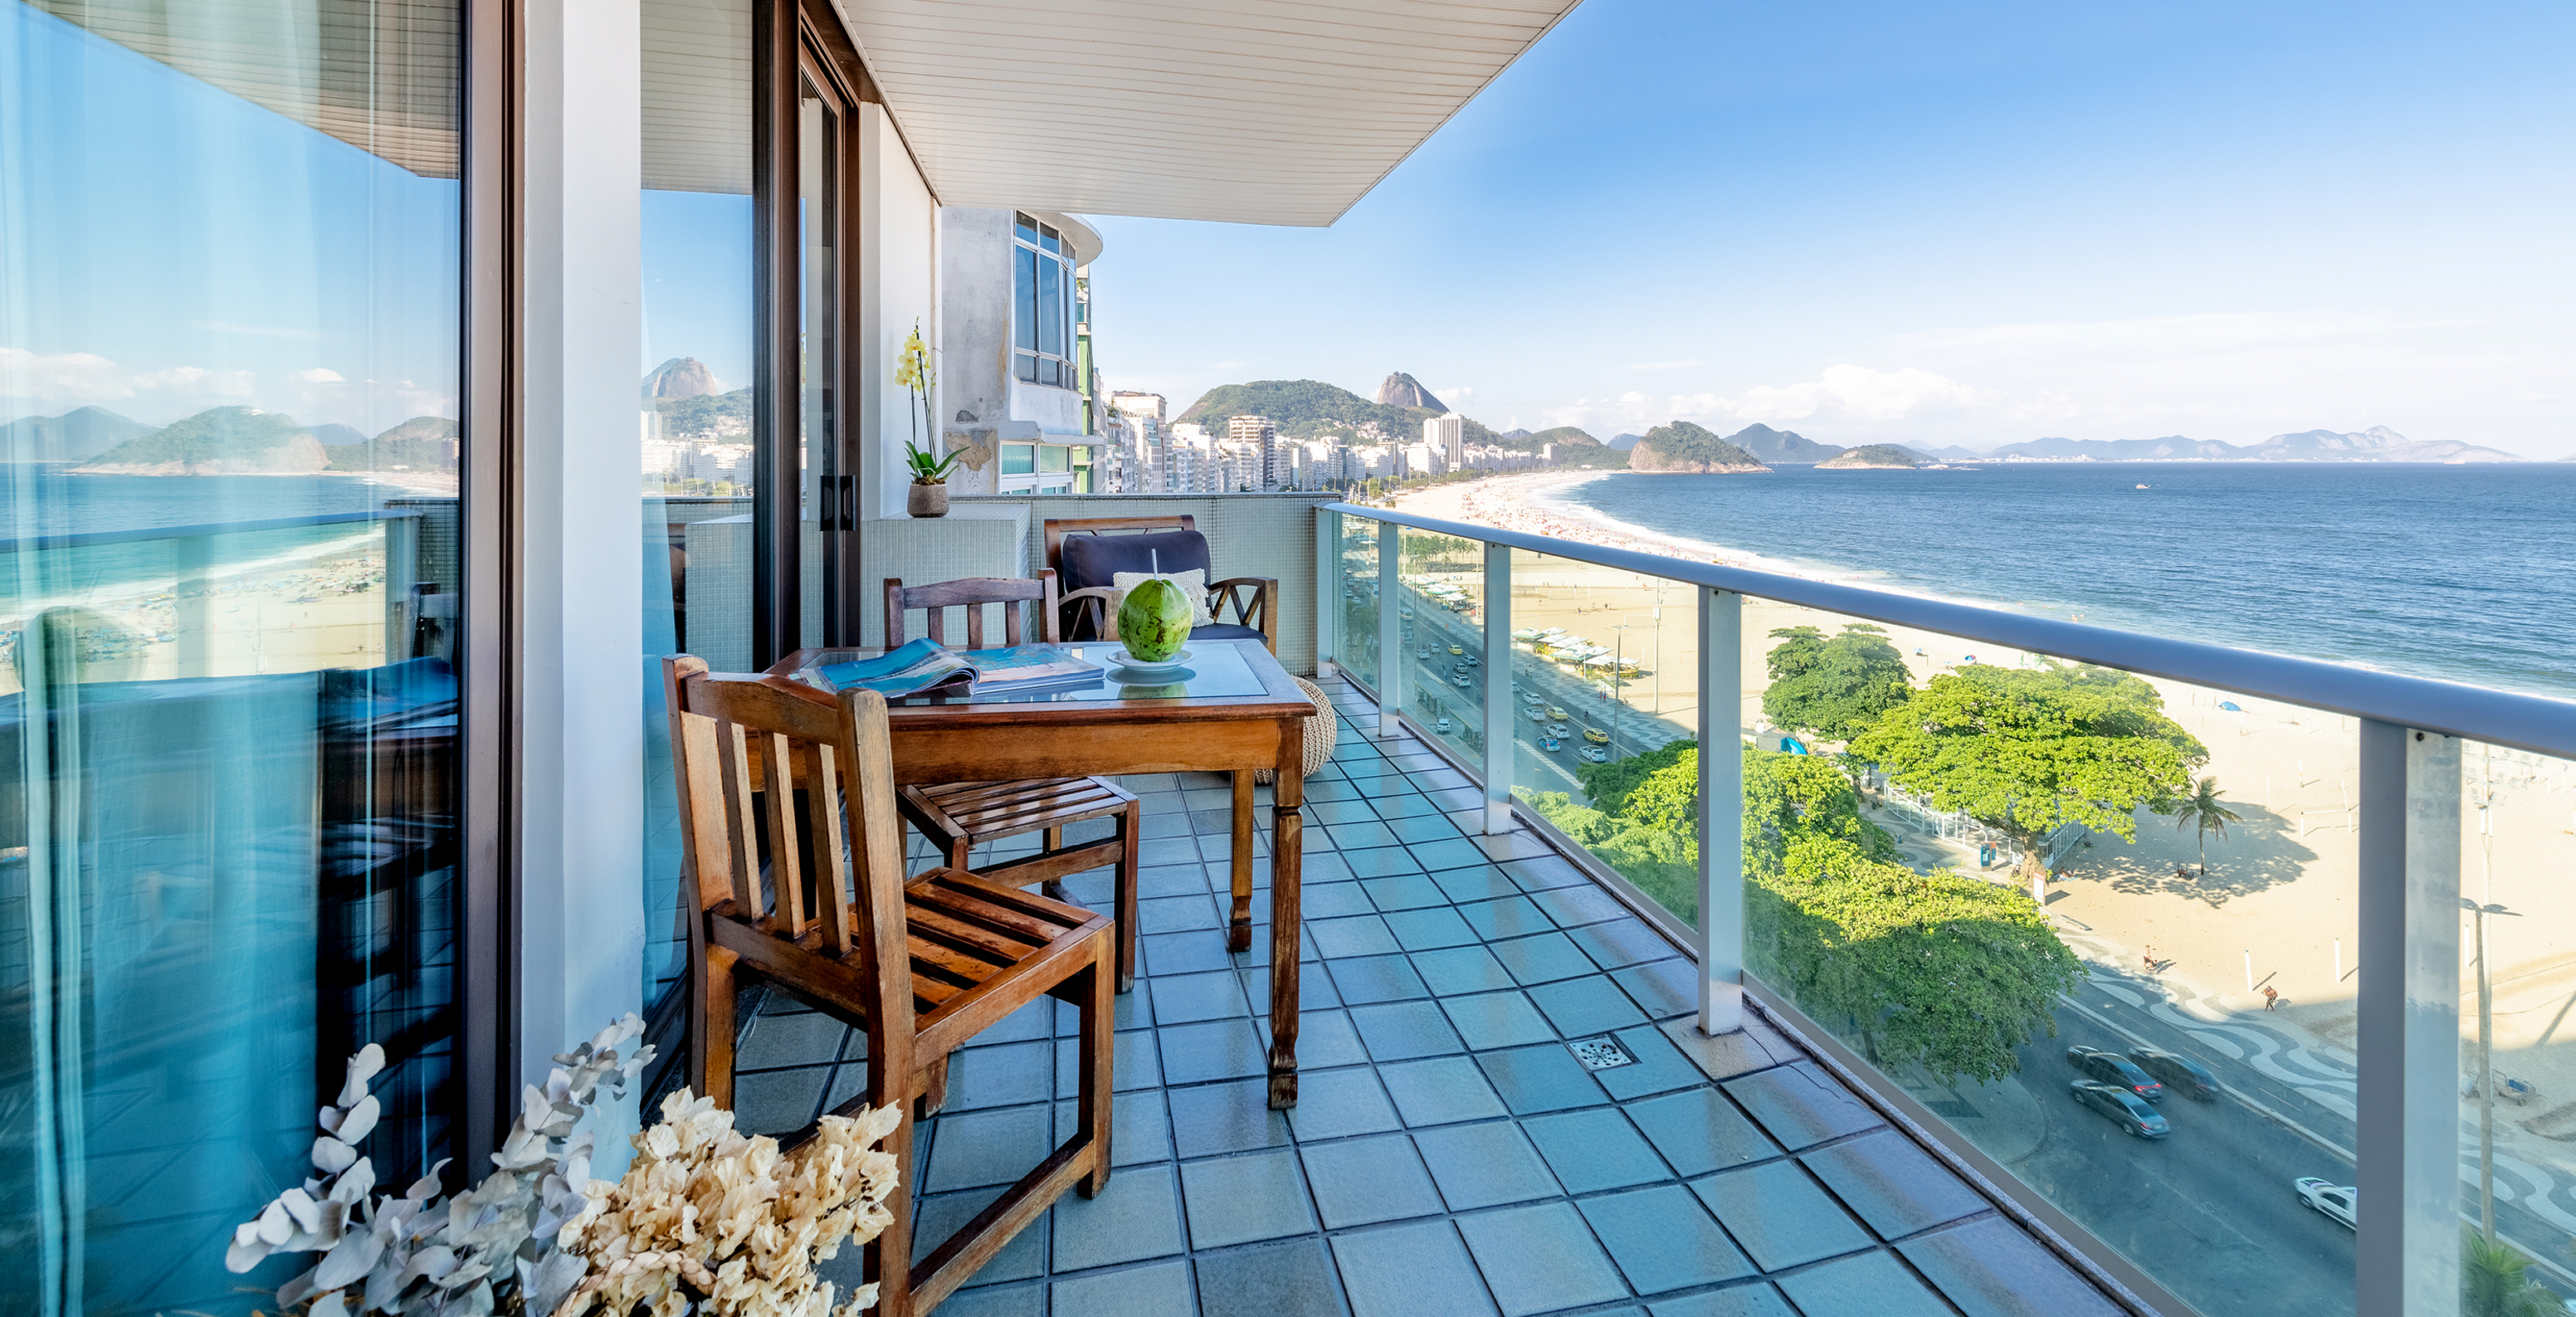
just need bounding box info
[773,639,1315,1106]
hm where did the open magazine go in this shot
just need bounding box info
[812,638,1105,700]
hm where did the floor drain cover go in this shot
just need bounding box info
[1567,1035,1636,1071]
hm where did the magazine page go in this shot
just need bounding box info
[962,643,1105,690]
[814,638,975,698]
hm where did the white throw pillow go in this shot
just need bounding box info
[1110,568,1215,629]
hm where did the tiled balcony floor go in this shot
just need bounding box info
[737,676,2130,1317]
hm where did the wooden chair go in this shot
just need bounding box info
[885,575,1141,991]
[663,656,1113,1317]
[1043,515,1278,654]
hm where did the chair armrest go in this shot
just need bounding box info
[1058,586,1120,641]
[1207,577,1278,653]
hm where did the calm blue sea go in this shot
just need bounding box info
[1558,462,2576,700]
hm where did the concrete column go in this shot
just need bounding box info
[1698,589,1744,1035]
[519,0,646,1163]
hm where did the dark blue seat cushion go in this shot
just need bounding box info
[1188,622,1266,643]
[1058,529,1212,593]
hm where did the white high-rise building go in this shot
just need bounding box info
[1425,412,1465,471]
[1110,391,1167,422]
[1227,414,1279,489]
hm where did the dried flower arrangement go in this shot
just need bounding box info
[222,1016,903,1317]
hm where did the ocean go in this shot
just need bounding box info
[1551,462,2576,701]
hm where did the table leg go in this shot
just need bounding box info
[1227,769,1256,953]
[1267,719,1306,1109]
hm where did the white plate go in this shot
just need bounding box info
[1107,648,1194,675]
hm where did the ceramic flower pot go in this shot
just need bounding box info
[907,480,949,518]
[1117,577,1193,661]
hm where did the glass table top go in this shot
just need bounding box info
[793,641,1272,705]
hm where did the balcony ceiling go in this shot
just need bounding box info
[834,0,1586,227]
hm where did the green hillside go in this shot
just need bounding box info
[1629,421,1767,473]
[1176,378,1594,456]
[78,406,313,467]
[1817,444,1920,469]
[657,387,752,437]
[324,416,460,473]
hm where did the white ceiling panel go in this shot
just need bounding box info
[836,0,1583,226]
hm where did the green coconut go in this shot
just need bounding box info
[1118,577,1193,661]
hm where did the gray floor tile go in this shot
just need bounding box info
[914,1186,1046,1285]
[1329,954,1432,1004]
[1051,1260,1194,1317]
[1409,837,1490,872]
[1644,1283,1798,1317]
[1412,1121,1562,1210]
[1179,1149,1320,1248]
[1799,1131,1990,1241]
[1488,932,1598,986]
[1158,1018,1271,1085]
[1455,895,1557,942]
[1056,1090,1174,1168]
[1612,959,1696,1020]
[1301,1133,1447,1228]
[729,1065,828,1135]
[1428,865,1523,905]
[1301,880,1380,918]
[1454,1202,1632,1317]
[1350,1000,1468,1061]
[1383,905,1482,951]
[971,999,1060,1046]
[1896,1217,2127,1317]
[1246,963,1342,1011]
[1578,1185,1756,1295]
[1168,1076,1291,1158]
[1371,791,1449,821]
[1385,813,1464,845]
[1722,1062,1883,1150]
[1593,1024,1708,1102]
[1475,1043,1608,1115]
[1142,893,1222,934]
[734,1011,851,1071]
[1311,914,1405,958]
[1052,1029,1162,1097]
[1522,1108,1674,1195]
[1142,929,1236,977]
[916,1281,1043,1317]
[1527,975,1651,1038]
[949,1039,1055,1111]
[1329,1220,1500,1317]
[1564,918,1679,971]
[1525,883,1631,927]
[1380,1056,1512,1127]
[1197,1238,1344,1317]
[1051,1162,1188,1271]
[1359,873,1451,910]
[1439,991,1558,1051]
[1771,1249,1951,1317]
[1622,1085,1780,1176]
[1285,1066,1403,1141]
[1152,969,1252,1024]
[1329,819,1403,851]
[1690,1160,1874,1271]
[1295,1008,1372,1069]
[925,1105,1056,1193]
[1341,846,1427,879]
[1412,946,1520,997]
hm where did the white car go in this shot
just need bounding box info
[2294,1178,2355,1231]
[1433,717,1453,734]
[1578,745,1609,763]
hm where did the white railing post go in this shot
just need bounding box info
[2355,720,2460,1317]
[1315,508,1338,678]
[1375,518,1403,739]
[1698,588,1744,1035]
[1481,540,1511,834]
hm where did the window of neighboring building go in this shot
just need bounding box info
[1012,212,1076,388]
[1000,442,1037,476]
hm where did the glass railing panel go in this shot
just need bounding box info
[1737,598,2358,1317]
[2456,743,2576,1315]
[1504,547,1700,929]
[1335,514,1380,689]
[1393,525,1484,764]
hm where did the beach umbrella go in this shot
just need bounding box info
[2217,700,2242,712]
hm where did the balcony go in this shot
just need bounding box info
[720,673,2134,1316]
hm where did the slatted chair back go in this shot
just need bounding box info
[883,573,1061,650]
[662,656,916,1051]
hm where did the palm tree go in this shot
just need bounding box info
[2171,777,2244,876]
[2462,1229,2559,1317]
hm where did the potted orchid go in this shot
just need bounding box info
[895,322,957,517]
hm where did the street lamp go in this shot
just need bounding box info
[2466,746,2512,1242]
[1610,624,1627,751]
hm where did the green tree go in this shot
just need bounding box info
[1761,624,1914,741]
[1574,738,1695,815]
[1848,661,2207,880]
[2170,777,2244,876]
[2463,1230,2560,1317]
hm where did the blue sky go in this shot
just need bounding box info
[1090,0,2576,458]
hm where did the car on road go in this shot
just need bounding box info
[2293,1178,2355,1230]
[1448,644,1464,656]
[1451,676,1471,688]
[2127,1046,2221,1100]
[1432,717,1452,734]
[1417,646,1432,659]
[1583,727,1610,745]
[1462,655,1479,666]
[1522,692,1543,707]
[1525,707,1549,723]
[2069,1080,2170,1139]
[1540,736,1561,752]
[2066,1046,2164,1101]
[1547,724,1569,738]
[1578,745,1609,763]
[1545,705,1569,721]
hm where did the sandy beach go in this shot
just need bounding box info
[1397,470,2576,1153]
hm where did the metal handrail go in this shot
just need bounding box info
[0,508,420,554]
[1323,501,2576,762]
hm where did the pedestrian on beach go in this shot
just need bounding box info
[2261,986,2280,1012]
[2143,946,2159,972]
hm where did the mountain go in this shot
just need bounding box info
[2246,426,2517,462]
[1372,372,1446,412]
[1176,378,1569,454]
[324,417,461,474]
[72,406,326,475]
[1524,425,1602,448]
[305,422,371,446]
[1979,434,2251,461]
[1499,427,1531,441]
[1722,423,1844,465]
[643,357,721,402]
[1607,433,1642,451]
[1817,444,1920,469]
[656,387,752,438]
[0,406,159,462]
[1628,421,1768,474]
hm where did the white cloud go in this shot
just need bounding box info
[1624,359,1703,371]
[1432,386,1473,407]
[296,367,346,383]
[0,348,448,432]
[1541,363,2042,437]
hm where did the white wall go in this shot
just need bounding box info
[860,102,939,520]
[520,0,646,1163]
